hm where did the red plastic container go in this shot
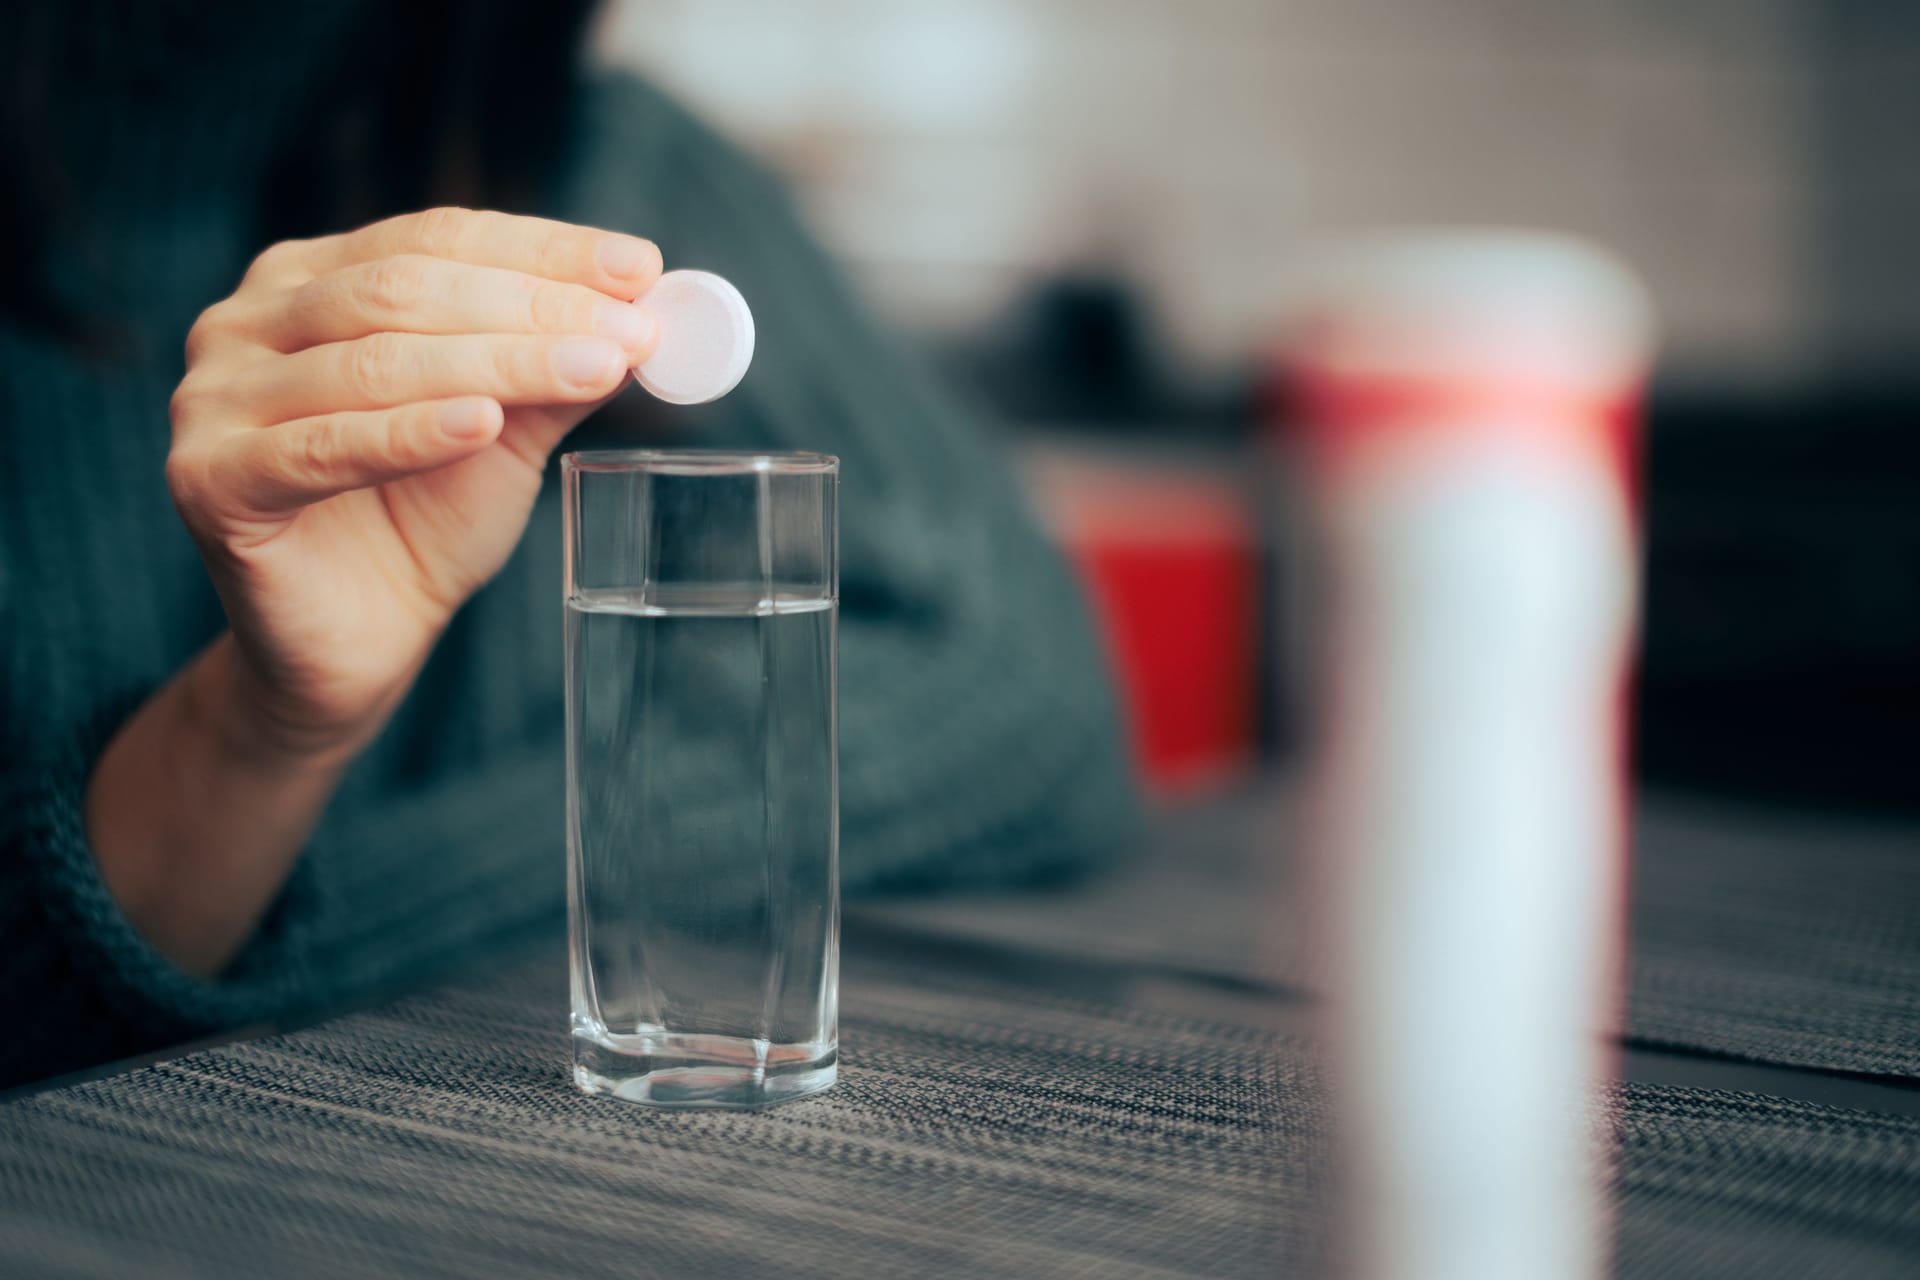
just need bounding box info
[1023,449,1261,799]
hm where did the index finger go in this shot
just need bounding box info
[304,207,662,300]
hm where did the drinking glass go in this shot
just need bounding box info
[563,450,839,1108]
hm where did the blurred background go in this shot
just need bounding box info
[596,0,1919,813]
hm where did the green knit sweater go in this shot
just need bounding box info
[0,70,1136,1088]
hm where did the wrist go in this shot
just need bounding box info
[180,636,376,778]
[85,635,360,977]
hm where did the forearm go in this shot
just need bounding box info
[84,634,355,977]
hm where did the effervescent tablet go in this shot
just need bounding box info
[632,270,755,405]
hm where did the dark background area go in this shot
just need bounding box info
[1635,385,1919,813]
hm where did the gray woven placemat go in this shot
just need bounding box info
[3,949,1311,1280]
[1629,800,1920,1078]
[859,787,1920,1079]
[4,943,1918,1279]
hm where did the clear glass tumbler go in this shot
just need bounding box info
[563,450,839,1108]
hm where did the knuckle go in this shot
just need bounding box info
[386,408,426,467]
[348,332,408,397]
[168,375,212,428]
[295,417,343,482]
[492,338,536,390]
[183,303,236,365]
[536,222,576,276]
[243,239,304,284]
[409,205,472,256]
[524,279,577,333]
[360,255,434,314]
[163,443,211,510]
[182,322,211,366]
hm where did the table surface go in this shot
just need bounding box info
[4,785,1919,1279]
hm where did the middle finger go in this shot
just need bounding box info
[266,256,658,359]
[225,331,630,425]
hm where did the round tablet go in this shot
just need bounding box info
[632,270,755,405]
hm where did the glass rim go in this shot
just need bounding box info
[562,448,838,476]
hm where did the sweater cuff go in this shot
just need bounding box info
[12,692,324,1065]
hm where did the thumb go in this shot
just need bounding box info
[493,386,630,474]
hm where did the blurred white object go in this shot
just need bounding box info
[634,270,756,405]
[1290,231,1652,1280]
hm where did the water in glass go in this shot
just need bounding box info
[567,582,838,1106]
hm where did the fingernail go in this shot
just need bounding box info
[439,399,498,440]
[593,302,655,352]
[597,236,654,280]
[553,336,623,389]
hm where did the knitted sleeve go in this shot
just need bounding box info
[0,692,324,1088]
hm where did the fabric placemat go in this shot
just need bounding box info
[1628,800,1920,1078]
[857,786,1920,1079]
[4,942,1918,1279]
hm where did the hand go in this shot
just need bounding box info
[165,207,662,762]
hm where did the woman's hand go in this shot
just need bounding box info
[165,207,662,762]
[84,209,661,975]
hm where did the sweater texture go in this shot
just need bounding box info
[0,36,1136,1088]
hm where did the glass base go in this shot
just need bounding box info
[572,1029,838,1109]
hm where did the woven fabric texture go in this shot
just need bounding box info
[861,788,1920,1080]
[1627,800,1920,1078]
[4,939,1918,1279]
